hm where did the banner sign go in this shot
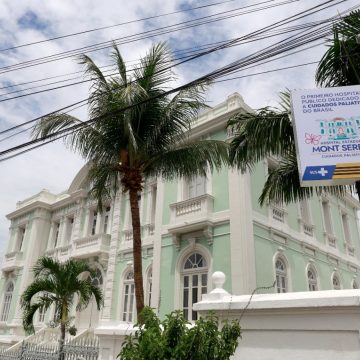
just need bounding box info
[291,85,360,186]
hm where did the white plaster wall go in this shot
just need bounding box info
[194,288,360,360]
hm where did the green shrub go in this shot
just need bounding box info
[118,307,241,360]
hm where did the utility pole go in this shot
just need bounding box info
[356,34,360,44]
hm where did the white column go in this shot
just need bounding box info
[95,211,102,234]
[47,222,55,250]
[150,180,164,310]
[71,202,84,242]
[12,210,51,325]
[101,194,122,320]
[228,169,256,295]
[59,217,66,246]
[82,209,90,237]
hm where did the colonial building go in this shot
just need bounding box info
[1,93,360,347]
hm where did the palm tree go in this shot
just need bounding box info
[229,11,360,205]
[21,257,103,353]
[32,43,228,319]
[315,9,360,87]
[228,91,347,205]
[316,9,360,197]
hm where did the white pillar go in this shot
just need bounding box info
[47,222,55,250]
[95,211,102,235]
[150,180,164,310]
[83,209,90,237]
[228,169,256,294]
[101,194,122,320]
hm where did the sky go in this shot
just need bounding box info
[0,0,359,253]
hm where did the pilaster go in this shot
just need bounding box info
[150,180,164,310]
[228,169,256,294]
[101,194,121,320]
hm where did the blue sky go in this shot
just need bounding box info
[0,0,359,254]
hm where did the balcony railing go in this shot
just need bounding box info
[303,223,314,236]
[326,233,337,248]
[169,194,214,225]
[270,202,287,223]
[72,234,110,258]
[346,244,355,257]
[122,223,155,243]
[2,251,23,271]
[44,245,71,260]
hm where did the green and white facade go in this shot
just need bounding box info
[1,93,360,346]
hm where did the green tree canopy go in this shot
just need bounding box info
[21,256,103,345]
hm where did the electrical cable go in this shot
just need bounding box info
[0,18,335,101]
[0,0,352,149]
[0,0,299,75]
[0,0,256,53]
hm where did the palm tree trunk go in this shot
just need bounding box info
[129,188,145,322]
[59,322,66,360]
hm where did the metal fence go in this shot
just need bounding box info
[0,338,99,360]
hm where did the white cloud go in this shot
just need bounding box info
[0,0,358,253]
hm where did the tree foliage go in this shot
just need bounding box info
[20,256,103,343]
[118,307,241,360]
[228,92,348,204]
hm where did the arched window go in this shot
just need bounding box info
[275,258,287,293]
[181,253,208,321]
[146,268,152,307]
[122,270,135,322]
[352,279,359,289]
[332,274,341,290]
[307,266,318,291]
[1,282,14,322]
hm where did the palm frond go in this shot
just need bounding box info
[228,105,294,172]
[144,140,229,180]
[78,54,110,92]
[111,42,127,86]
[133,42,174,91]
[259,153,347,205]
[87,163,116,212]
[31,113,81,139]
[316,10,360,87]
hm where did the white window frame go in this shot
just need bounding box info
[332,273,341,290]
[352,279,359,289]
[53,222,60,248]
[121,270,135,322]
[145,267,153,307]
[1,282,14,322]
[102,206,111,234]
[181,252,208,321]
[65,216,74,244]
[185,175,207,200]
[90,210,97,236]
[307,265,318,291]
[321,199,333,235]
[275,256,288,293]
[341,212,352,244]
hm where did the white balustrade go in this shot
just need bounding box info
[169,194,214,224]
[72,234,110,258]
[271,204,286,223]
[2,251,23,271]
[303,223,314,236]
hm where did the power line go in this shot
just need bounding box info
[0,19,334,103]
[0,0,351,143]
[0,0,298,75]
[0,0,244,53]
